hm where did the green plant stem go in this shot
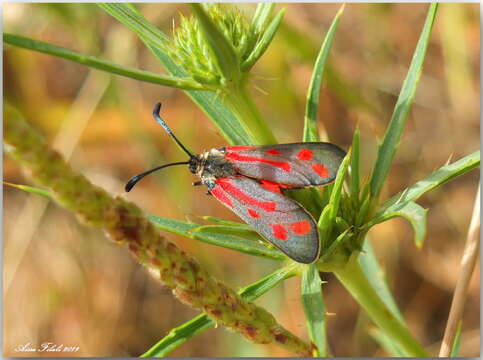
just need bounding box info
[334,258,428,357]
[223,83,277,145]
[4,33,210,91]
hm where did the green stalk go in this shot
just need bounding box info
[224,83,277,145]
[334,259,428,357]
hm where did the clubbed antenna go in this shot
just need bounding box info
[125,161,190,192]
[153,103,193,158]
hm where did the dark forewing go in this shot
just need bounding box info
[209,176,320,263]
[223,143,346,187]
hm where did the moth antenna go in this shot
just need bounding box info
[153,103,193,158]
[125,161,190,192]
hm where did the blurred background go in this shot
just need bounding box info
[3,3,479,357]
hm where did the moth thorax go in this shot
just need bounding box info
[199,148,236,180]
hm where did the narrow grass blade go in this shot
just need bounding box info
[359,239,405,323]
[450,322,462,357]
[4,33,208,91]
[370,4,438,200]
[190,4,240,83]
[201,216,252,229]
[350,128,361,205]
[99,3,251,145]
[189,224,260,238]
[379,151,480,212]
[365,201,428,247]
[251,3,276,33]
[318,152,351,245]
[147,215,284,260]
[303,4,344,142]
[142,264,298,357]
[301,264,327,356]
[242,9,285,72]
[3,182,51,198]
[369,328,405,356]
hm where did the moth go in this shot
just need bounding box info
[126,103,346,264]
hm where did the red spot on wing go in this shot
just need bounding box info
[297,149,313,161]
[225,145,255,152]
[260,180,282,193]
[247,209,260,218]
[312,163,329,178]
[224,152,292,172]
[290,220,311,235]
[265,149,281,155]
[271,224,287,240]
[216,178,276,212]
[210,187,233,208]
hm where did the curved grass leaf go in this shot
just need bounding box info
[142,263,298,357]
[303,4,344,142]
[301,264,327,356]
[251,3,276,33]
[3,33,209,91]
[379,151,480,213]
[242,9,285,72]
[370,4,438,200]
[365,201,428,247]
[147,215,284,260]
[99,3,252,145]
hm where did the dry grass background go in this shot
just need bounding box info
[3,3,479,357]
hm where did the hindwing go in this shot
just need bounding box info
[209,176,320,263]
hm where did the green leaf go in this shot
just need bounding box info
[3,181,51,198]
[189,224,260,238]
[350,128,361,205]
[99,3,252,145]
[370,4,438,200]
[379,151,480,212]
[142,264,298,357]
[190,4,240,84]
[301,264,327,357]
[359,239,405,323]
[147,215,284,260]
[450,322,462,357]
[318,227,351,264]
[201,216,252,229]
[365,201,428,247]
[318,152,351,245]
[303,4,344,142]
[241,9,285,72]
[369,328,405,356]
[3,33,210,91]
[251,3,276,33]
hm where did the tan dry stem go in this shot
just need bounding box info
[4,104,311,357]
[439,184,480,357]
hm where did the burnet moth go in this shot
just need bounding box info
[126,103,346,264]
